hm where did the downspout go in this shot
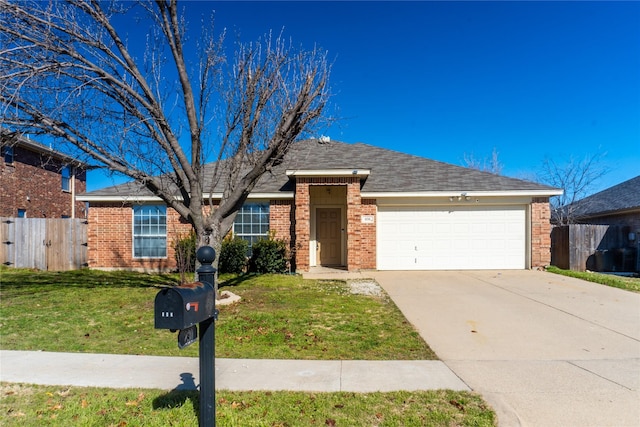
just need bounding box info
[71,167,76,219]
[526,202,532,269]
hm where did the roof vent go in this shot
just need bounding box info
[318,135,330,144]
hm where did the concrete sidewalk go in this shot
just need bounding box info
[0,350,469,392]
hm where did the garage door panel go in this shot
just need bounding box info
[378,205,526,270]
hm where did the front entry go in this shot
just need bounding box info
[316,208,341,266]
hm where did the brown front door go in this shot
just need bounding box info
[316,208,341,266]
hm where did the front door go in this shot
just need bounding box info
[316,208,341,266]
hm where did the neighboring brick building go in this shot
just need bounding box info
[1,133,89,219]
[551,176,640,272]
[563,175,640,232]
[79,139,561,272]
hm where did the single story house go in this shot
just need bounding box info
[560,175,640,230]
[78,139,562,272]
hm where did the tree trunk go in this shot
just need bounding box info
[195,225,223,297]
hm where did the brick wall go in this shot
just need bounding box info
[359,199,377,269]
[88,202,190,271]
[346,179,362,270]
[294,181,311,271]
[270,199,295,263]
[531,197,552,268]
[577,212,640,239]
[1,145,87,218]
[293,176,369,272]
[87,190,554,272]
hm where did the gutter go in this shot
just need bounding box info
[77,192,295,203]
[362,189,564,198]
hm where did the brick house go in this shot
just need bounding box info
[1,133,89,219]
[79,139,561,272]
[551,175,640,272]
[562,175,640,232]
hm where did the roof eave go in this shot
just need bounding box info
[573,206,640,220]
[362,189,564,198]
[286,169,371,178]
[80,189,562,203]
[78,192,295,203]
[77,195,163,202]
[11,137,96,169]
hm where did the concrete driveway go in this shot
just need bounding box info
[371,270,640,427]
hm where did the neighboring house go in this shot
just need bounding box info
[78,139,562,272]
[551,176,640,272]
[1,132,90,219]
[562,175,640,230]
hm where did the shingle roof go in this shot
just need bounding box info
[566,175,640,218]
[82,139,559,198]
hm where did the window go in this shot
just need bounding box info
[233,203,270,250]
[133,205,167,258]
[17,209,26,218]
[2,145,14,164]
[61,166,71,192]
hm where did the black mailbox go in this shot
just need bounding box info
[155,281,215,330]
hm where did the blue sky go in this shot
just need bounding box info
[88,1,640,193]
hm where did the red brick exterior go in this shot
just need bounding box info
[86,183,553,272]
[88,202,191,271]
[294,180,311,271]
[359,199,377,270]
[290,176,374,272]
[576,211,640,235]
[269,200,294,243]
[346,178,362,270]
[531,197,552,268]
[1,144,87,218]
[269,199,295,263]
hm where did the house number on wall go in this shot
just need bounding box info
[361,215,375,224]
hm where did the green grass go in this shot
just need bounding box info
[0,383,496,426]
[216,275,434,360]
[546,266,640,293]
[0,268,495,425]
[0,267,435,359]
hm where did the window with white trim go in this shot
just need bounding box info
[233,203,270,250]
[133,205,167,258]
[61,165,71,192]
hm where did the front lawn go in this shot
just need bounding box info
[0,268,435,359]
[546,266,640,293]
[0,383,496,426]
[0,268,496,426]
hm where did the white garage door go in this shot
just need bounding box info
[377,205,526,270]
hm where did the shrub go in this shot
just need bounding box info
[219,237,249,274]
[173,231,197,282]
[249,236,289,274]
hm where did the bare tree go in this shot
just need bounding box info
[462,147,503,175]
[0,1,330,265]
[537,152,608,224]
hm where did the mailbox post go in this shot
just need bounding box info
[196,246,217,427]
[154,246,218,427]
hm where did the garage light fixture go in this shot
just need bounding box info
[450,193,474,202]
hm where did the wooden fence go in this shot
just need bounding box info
[551,224,637,272]
[0,217,88,271]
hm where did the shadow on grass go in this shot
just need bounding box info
[0,267,180,293]
[152,372,199,416]
[218,273,260,288]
